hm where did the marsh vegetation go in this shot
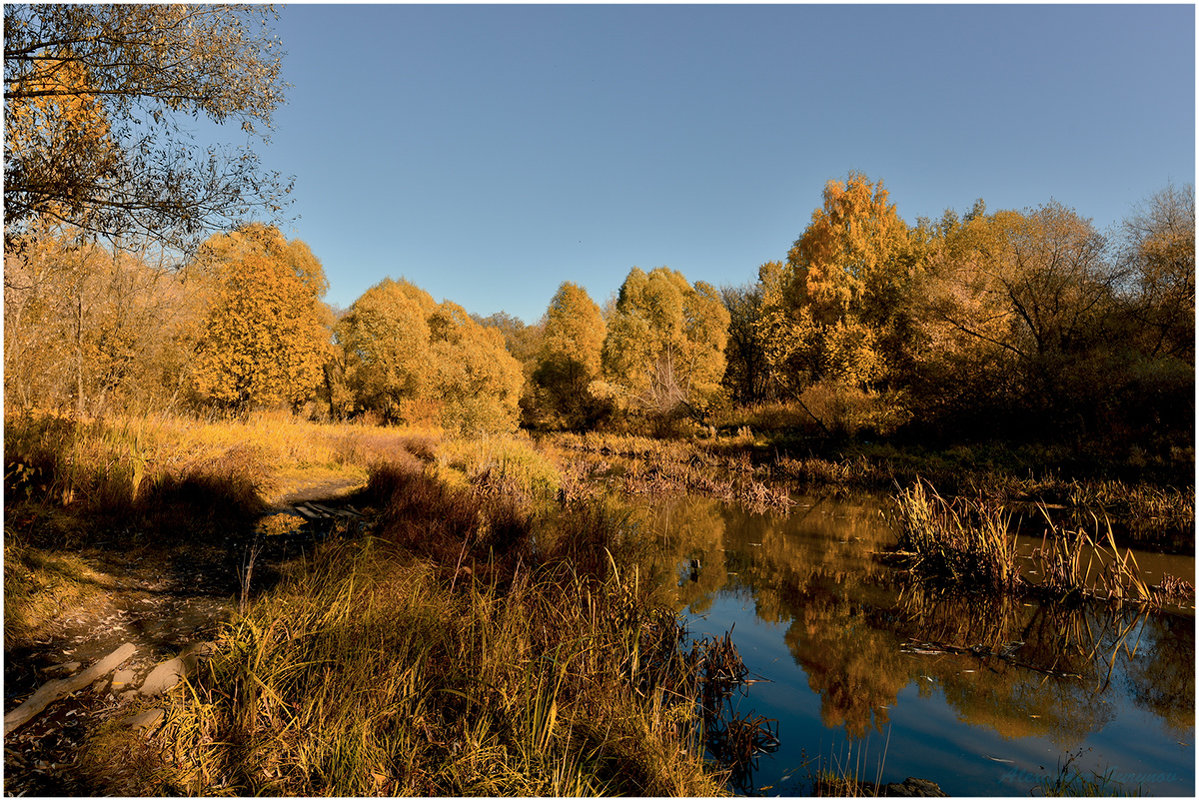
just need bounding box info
[4,5,1193,795]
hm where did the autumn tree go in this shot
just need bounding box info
[4,4,289,250]
[335,279,524,433]
[475,311,544,368]
[600,267,730,420]
[188,225,332,413]
[911,199,1132,438]
[428,302,525,434]
[905,202,1025,425]
[1117,183,1195,363]
[526,282,609,430]
[759,173,920,394]
[4,225,196,416]
[335,278,436,423]
[720,279,774,404]
[1107,184,1195,450]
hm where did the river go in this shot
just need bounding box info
[617,492,1195,796]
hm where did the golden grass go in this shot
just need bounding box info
[894,481,1021,593]
[894,480,1190,607]
[3,411,443,661]
[3,538,120,649]
[4,410,440,516]
[78,466,728,796]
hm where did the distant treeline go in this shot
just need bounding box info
[5,173,1193,457]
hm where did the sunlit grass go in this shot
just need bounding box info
[78,465,728,796]
[3,537,120,649]
[4,409,440,517]
[434,433,563,507]
[894,480,1191,606]
[2,410,441,661]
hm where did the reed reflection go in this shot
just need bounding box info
[624,494,1194,747]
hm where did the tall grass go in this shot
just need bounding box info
[433,434,562,507]
[4,410,441,543]
[5,409,439,494]
[894,481,1020,593]
[1036,748,1141,796]
[80,465,730,795]
[894,480,1191,607]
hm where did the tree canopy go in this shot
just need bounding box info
[189,225,332,412]
[529,282,609,430]
[4,4,289,249]
[334,278,523,433]
[4,225,195,416]
[336,278,437,423]
[757,173,920,394]
[601,267,730,418]
[1118,183,1195,363]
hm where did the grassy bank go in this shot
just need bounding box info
[4,409,440,529]
[546,430,1194,552]
[5,412,739,794]
[4,411,439,652]
[5,410,1190,795]
[76,461,732,795]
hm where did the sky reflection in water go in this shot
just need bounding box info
[621,494,1195,796]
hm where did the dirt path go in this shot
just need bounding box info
[3,477,373,796]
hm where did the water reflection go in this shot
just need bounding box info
[619,493,1195,793]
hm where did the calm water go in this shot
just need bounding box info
[618,493,1195,796]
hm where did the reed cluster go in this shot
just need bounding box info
[893,481,1021,593]
[1065,480,1194,546]
[894,480,1192,607]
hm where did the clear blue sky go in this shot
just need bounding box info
[246,4,1194,323]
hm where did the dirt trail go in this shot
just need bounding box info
[3,477,372,796]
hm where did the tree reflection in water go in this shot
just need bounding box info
[619,492,1194,759]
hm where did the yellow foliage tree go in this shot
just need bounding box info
[1118,183,1194,362]
[763,173,918,391]
[5,5,288,248]
[336,278,437,423]
[4,225,196,416]
[530,282,608,429]
[601,267,729,418]
[913,199,1122,426]
[429,302,524,434]
[921,202,1113,366]
[5,57,119,236]
[189,225,332,412]
[335,279,523,433]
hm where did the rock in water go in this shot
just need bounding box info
[883,777,948,797]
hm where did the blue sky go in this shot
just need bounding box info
[243,4,1194,323]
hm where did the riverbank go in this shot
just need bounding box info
[3,413,736,795]
[5,411,1193,795]
[545,430,1194,554]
